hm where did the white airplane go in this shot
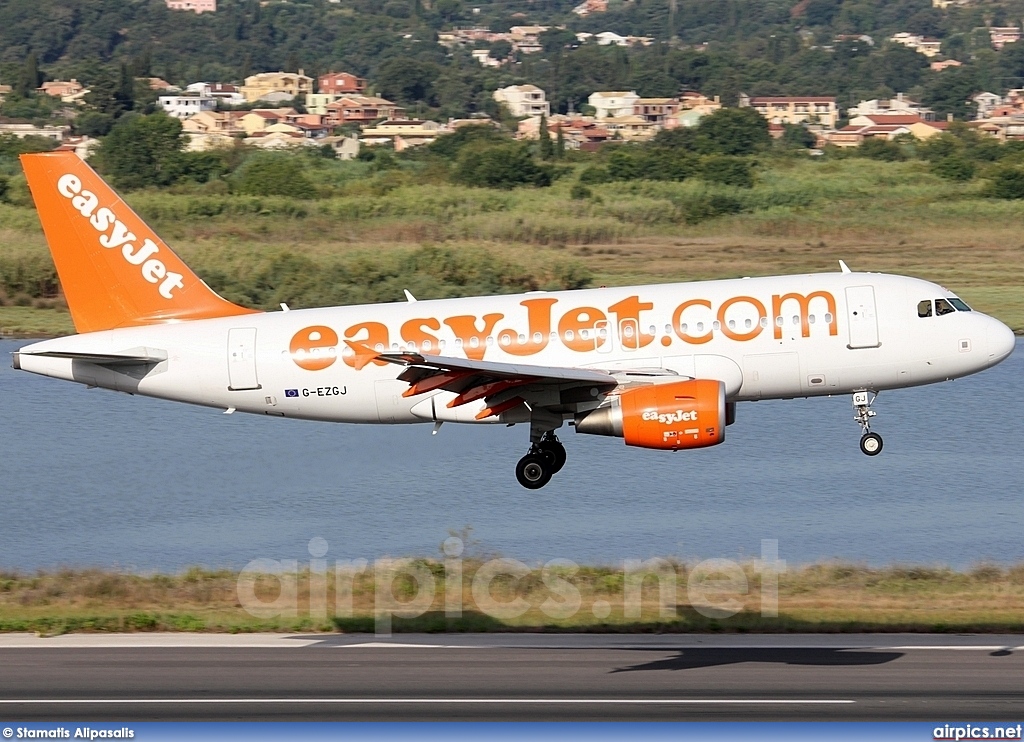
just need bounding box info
[13,152,1016,488]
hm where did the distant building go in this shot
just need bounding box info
[0,123,69,141]
[989,26,1021,50]
[890,32,942,57]
[739,94,839,128]
[847,93,933,121]
[827,115,947,147]
[165,0,216,12]
[493,85,550,118]
[38,79,83,98]
[324,95,403,127]
[633,97,679,125]
[185,82,244,105]
[158,94,217,119]
[572,0,608,15]
[589,90,640,119]
[930,59,963,71]
[974,92,1003,119]
[318,72,366,95]
[239,71,313,103]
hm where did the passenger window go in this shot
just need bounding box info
[918,300,932,318]
[949,297,972,312]
[935,298,955,316]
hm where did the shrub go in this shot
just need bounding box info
[232,154,318,199]
[857,138,906,162]
[452,143,553,189]
[570,182,592,200]
[700,156,754,188]
[931,156,975,181]
[578,165,612,184]
[984,166,1024,199]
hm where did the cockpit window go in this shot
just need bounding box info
[935,298,956,316]
[949,297,972,312]
[917,300,932,318]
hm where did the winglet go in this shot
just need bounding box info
[839,260,852,274]
[344,340,381,371]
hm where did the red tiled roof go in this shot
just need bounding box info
[863,115,925,125]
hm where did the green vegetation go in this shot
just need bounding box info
[1,561,1023,635]
[4,135,1024,336]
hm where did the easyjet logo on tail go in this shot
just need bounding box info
[57,174,185,300]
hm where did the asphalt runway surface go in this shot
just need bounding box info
[0,633,1022,721]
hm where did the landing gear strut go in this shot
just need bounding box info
[515,430,567,489]
[853,390,883,456]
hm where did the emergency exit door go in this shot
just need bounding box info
[845,286,880,349]
[228,327,261,390]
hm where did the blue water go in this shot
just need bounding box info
[0,338,1021,571]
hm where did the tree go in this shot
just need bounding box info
[693,108,770,156]
[554,126,565,159]
[16,52,41,98]
[375,58,440,105]
[538,115,553,160]
[781,123,816,149]
[701,156,754,187]
[452,143,553,189]
[488,40,512,60]
[93,113,189,190]
[931,156,975,181]
[857,137,905,162]
[234,153,318,198]
[984,166,1024,199]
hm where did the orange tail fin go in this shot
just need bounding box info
[21,151,258,334]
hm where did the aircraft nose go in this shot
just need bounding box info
[986,318,1016,364]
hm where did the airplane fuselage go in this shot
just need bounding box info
[16,271,1015,426]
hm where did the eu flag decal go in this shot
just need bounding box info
[285,389,299,398]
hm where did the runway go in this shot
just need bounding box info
[1,633,1022,721]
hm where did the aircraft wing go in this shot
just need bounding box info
[345,341,619,420]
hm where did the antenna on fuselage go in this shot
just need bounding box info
[839,260,852,274]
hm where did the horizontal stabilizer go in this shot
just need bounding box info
[17,348,167,366]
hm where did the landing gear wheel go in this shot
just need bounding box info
[859,432,883,456]
[516,454,553,489]
[536,438,567,474]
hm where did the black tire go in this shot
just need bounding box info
[859,432,883,456]
[536,439,567,474]
[516,453,553,489]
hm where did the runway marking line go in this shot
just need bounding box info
[0,699,854,705]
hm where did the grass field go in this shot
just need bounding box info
[1,561,1022,635]
[1,157,1023,337]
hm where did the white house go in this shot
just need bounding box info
[158,94,217,119]
[493,84,550,117]
[974,92,1003,119]
[847,93,933,121]
[594,31,628,46]
[589,90,640,119]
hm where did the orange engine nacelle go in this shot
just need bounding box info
[574,379,726,450]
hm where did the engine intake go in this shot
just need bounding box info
[574,379,726,450]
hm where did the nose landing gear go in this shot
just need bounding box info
[853,390,883,456]
[515,432,566,489]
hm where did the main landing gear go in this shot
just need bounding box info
[515,432,566,489]
[853,390,883,456]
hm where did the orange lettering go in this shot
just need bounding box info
[496,298,558,356]
[608,295,655,349]
[718,295,766,342]
[343,321,390,367]
[444,313,504,361]
[771,291,837,340]
[400,317,441,351]
[672,299,713,345]
[557,306,607,352]
[290,325,339,371]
